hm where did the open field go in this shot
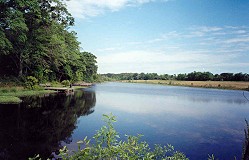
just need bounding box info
[121,80,249,90]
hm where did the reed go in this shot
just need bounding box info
[122,80,249,90]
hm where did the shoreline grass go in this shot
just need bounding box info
[0,87,56,104]
[0,85,88,104]
[121,80,249,91]
[0,81,89,104]
[73,86,87,90]
[0,90,55,97]
[0,96,22,104]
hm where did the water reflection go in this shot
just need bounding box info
[95,82,248,105]
[92,83,249,159]
[0,90,96,160]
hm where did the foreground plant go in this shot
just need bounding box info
[70,115,247,160]
[30,114,188,160]
[59,114,188,160]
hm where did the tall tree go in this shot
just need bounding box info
[0,0,98,82]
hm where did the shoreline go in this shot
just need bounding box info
[0,85,89,104]
[0,90,56,104]
[120,80,249,91]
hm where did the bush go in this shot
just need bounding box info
[30,114,188,160]
[61,80,70,87]
[25,76,38,90]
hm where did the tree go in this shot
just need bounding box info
[0,0,30,77]
[220,73,234,81]
[81,52,98,82]
[176,74,187,80]
[0,0,98,82]
[233,73,242,81]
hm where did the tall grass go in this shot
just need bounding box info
[122,80,249,90]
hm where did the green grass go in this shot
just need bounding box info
[0,90,55,97]
[73,86,87,90]
[0,87,55,104]
[0,96,22,104]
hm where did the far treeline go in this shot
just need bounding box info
[102,72,249,81]
[0,0,97,83]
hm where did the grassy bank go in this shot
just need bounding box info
[0,87,55,104]
[0,79,93,104]
[0,96,22,104]
[0,84,88,104]
[1,89,55,97]
[121,80,249,90]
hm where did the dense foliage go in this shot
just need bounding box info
[102,71,249,81]
[0,0,97,82]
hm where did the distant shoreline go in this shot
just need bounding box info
[120,80,249,91]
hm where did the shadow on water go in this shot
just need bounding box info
[0,90,96,160]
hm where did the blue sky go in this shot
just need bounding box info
[65,0,249,74]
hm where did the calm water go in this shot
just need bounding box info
[0,82,249,159]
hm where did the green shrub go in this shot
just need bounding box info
[61,80,70,87]
[25,76,38,90]
[66,114,188,159]
[30,114,188,160]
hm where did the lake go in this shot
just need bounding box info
[0,82,249,159]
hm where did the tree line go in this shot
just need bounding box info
[0,0,97,82]
[102,71,249,81]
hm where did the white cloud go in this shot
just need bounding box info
[123,25,249,49]
[235,30,247,34]
[94,25,249,74]
[187,26,223,37]
[65,0,158,18]
[198,26,223,32]
[97,50,237,74]
[224,37,249,44]
[147,31,181,43]
[98,92,227,117]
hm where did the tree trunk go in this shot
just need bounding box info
[18,56,23,77]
